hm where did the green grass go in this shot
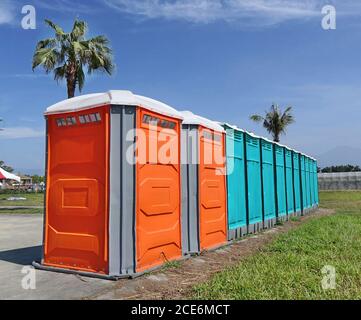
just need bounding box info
[0,193,44,214]
[193,191,361,300]
[290,216,301,222]
[162,260,182,271]
[0,208,44,214]
[0,193,44,207]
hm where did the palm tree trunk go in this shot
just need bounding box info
[273,133,280,143]
[66,62,77,99]
[67,79,76,98]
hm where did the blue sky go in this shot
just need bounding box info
[0,0,361,173]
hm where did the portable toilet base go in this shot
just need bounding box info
[247,223,263,234]
[228,226,248,241]
[263,218,277,229]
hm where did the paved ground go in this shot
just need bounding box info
[0,214,115,300]
[0,210,328,300]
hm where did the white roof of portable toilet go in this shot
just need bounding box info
[220,122,317,160]
[45,90,183,119]
[180,111,225,133]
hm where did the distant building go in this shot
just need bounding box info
[20,175,33,186]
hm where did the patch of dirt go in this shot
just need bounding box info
[86,208,334,300]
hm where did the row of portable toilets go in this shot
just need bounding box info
[34,90,319,280]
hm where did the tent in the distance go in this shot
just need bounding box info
[0,167,21,182]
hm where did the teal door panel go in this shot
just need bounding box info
[293,153,301,212]
[285,149,295,214]
[246,135,262,225]
[262,141,276,220]
[275,145,286,217]
[226,130,247,230]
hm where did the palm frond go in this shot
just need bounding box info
[250,114,264,122]
[44,19,66,40]
[76,65,85,92]
[35,38,57,51]
[32,48,60,72]
[53,65,67,82]
[71,20,87,41]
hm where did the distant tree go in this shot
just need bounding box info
[321,165,361,173]
[250,104,295,142]
[0,160,14,173]
[32,19,114,98]
[31,175,45,184]
[0,118,3,131]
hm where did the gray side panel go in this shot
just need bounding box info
[109,105,136,276]
[181,125,200,255]
[41,118,49,263]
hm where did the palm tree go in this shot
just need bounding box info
[32,19,114,98]
[250,104,295,143]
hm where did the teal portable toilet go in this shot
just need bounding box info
[292,151,302,215]
[314,160,319,206]
[261,138,276,229]
[285,147,295,216]
[275,144,287,220]
[300,154,307,214]
[245,132,263,233]
[223,124,247,240]
[311,158,318,207]
[304,156,311,211]
[309,157,315,207]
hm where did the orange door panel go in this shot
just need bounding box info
[136,109,182,272]
[44,106,109,274]
[199,128,227,250]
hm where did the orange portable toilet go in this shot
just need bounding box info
[180,111,227,254]
[33,90,184,279]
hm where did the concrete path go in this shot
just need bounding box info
[0,214,115,300]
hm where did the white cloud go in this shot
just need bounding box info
[34,0,98,13]
[0,127,44,139]
[103,0,361,26]
[103,0,324,25]
[0,0,15,25]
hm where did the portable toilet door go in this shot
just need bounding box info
[245,133,263,234]
[292,152,302,216]
[261,138,276,229]
[275,144,287,220]
[285,147,295,216]
[304,157,311,211]
[300,155,307,214]
[314,160,319,206]
[181,111,227,254]
[309,158,315,207]
[36,90,184,278]
[223,124,247,240]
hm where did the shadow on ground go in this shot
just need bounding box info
[0,246,42,265]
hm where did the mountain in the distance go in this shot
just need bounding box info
[316,146,361,168]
